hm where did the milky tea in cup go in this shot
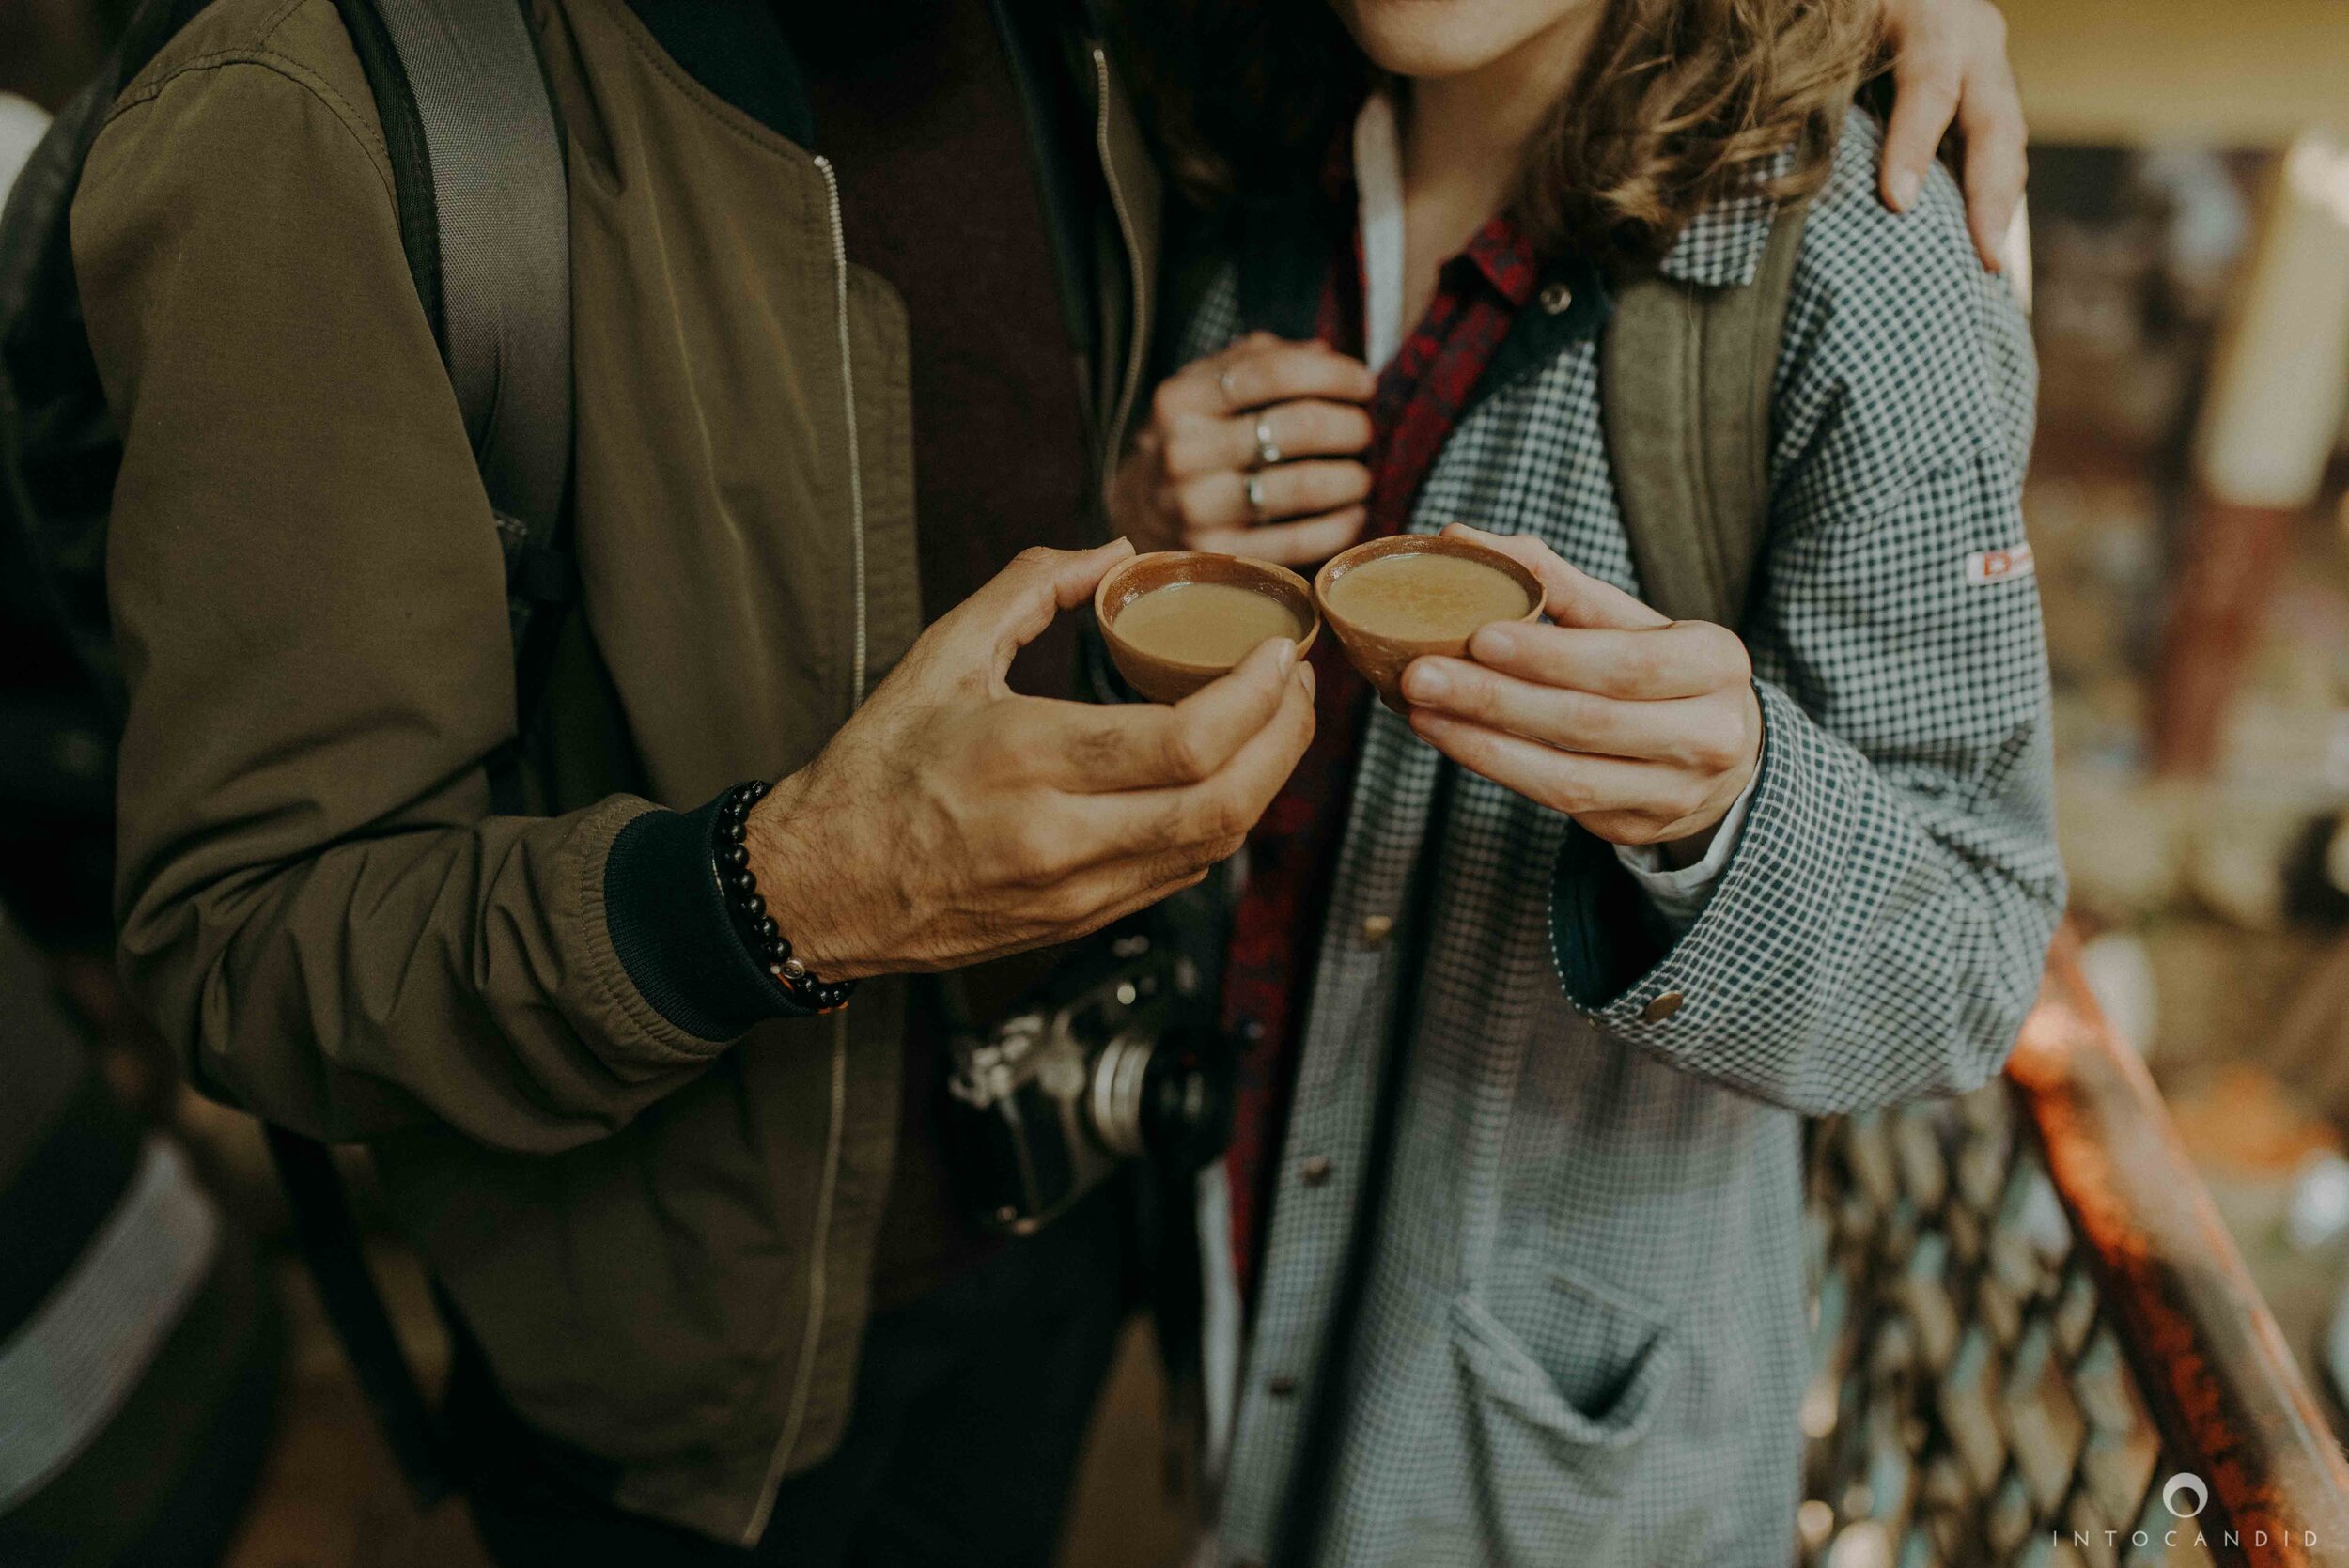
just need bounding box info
[1314,535,1547,711]
[1318,551,1532,642]
[1095,552,1321,703]
[1112,581,1307,667]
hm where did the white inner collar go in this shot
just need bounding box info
[1353,91,1408,376]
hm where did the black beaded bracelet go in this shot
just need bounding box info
[713,780,856,1015]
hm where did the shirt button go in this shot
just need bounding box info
[1538,280,1574,314]
[1358,913,1394,948]
[1641,990,1686,1023]
[1268,1374,1299,1397]
[1299,1155,1333,1187]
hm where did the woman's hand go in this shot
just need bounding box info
[1111,333,1377,566]
[1398,526,1760,857]
[1877,0,2028,272]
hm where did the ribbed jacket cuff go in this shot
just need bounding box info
[602,791,811,1044]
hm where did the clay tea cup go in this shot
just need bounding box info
[1314,533,1547,712]
[1095,551,1320,704]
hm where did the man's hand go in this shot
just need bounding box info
[1878,0,2027,272]
[1111,333,1377,566]
[746,540,1315,979]
[1397,527,1760,854]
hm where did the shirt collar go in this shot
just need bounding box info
[1458,217,1541,308]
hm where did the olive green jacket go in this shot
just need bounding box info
[76,0,1157,1542]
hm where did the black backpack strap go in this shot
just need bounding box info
[1600,198,1810,631]
[263,1125,457,1503]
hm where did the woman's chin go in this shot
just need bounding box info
[1336,0,1595,83]
[1336,0,1523,79]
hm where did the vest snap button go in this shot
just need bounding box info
[1538,280,1574,315]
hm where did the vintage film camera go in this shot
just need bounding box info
[941,914,1235,1234]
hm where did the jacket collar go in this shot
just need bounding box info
[1461,253,1610,423]
[1654,139,1800,287]
[1655,189,1781,287]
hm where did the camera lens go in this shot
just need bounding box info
[1085,1024,1236,1172]
[1138,1026,1235,1170]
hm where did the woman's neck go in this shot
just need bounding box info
[1393,10,1601,319]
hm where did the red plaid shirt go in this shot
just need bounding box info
[1221,215,1541,1299]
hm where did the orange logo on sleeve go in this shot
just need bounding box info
[1965,543,2034,585]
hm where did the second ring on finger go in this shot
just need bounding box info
[1212,458,1372,532]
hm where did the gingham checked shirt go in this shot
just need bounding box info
[1191,111,2064,1568]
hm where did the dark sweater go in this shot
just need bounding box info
[785,0,1099,1309]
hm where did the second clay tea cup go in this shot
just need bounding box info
[1314,533,1546,711]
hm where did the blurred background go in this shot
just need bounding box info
[3,3,2347,1566]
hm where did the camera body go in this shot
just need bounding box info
[943,922,1233,1234]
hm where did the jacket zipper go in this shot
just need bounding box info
[815,154,869,704]
[745,1011,850,1544]
[1092,46,1148,458]
[743,156,864,1549]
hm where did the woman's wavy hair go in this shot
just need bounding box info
[1139,0,1880,272]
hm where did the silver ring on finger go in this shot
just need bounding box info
[1244,472,1268,520]
[1253,414,1283,468]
